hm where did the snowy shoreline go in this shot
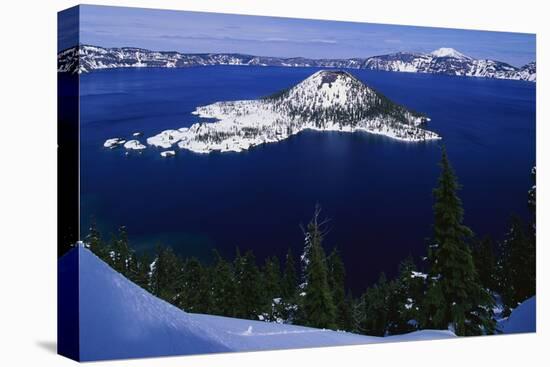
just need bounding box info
[105,70,441,155]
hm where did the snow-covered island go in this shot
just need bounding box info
[138,70,440,154]
[103,138,126,148]
[160,150,176,157]
[123,140,146,150]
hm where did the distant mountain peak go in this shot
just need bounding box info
[57,44,535,82]
[430,47,472,60]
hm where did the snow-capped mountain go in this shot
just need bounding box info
[364,47,536,81]
[59,244,455,361]
[58,44,536,82]
[121,70,439,154]
[430,47,472,60]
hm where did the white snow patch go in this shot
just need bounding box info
[123,140,146,150]
[160,150,176,157]
[103,138,126,148]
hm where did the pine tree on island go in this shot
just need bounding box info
[421,147,495,336]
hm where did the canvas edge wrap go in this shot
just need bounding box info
[57,5,81,362]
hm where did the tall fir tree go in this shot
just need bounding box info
[359,273,395,336]
[263,256,283,320]
[280,248,299,322]
[195,262,214,314]
[282,248,298,301]
[300,206,336,329]
[177,257,207,312]
[389,256,424,334]
[422,148,495,336]
[340,291,357,332]
[528,166,536,235]
[264,256,282,301]
[498,216,536,311]
[234,250,263,319]
[327,248,350,330]
[472,236,497,292]
[85,221,109,262]
[150,244,182,303]
[210,251,238,317]
[111,226,131,276]
[127,252,151,292]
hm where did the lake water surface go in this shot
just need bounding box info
[79,66,535,293]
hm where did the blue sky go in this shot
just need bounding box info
[62,5,535,66]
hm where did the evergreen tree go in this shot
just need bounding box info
[127,252,151,292]
[340,291,357,332]
[280,248,299,322]
[264,256,282,301]
[422,148,495,336]
[498,216,536,311]
[177,257,207,312]
[263,256,283,320]
[300,206,336,329]
[150,244,182,303]
[388,256,425,334]
[359,273,396,336]
[233,250,263,319]
[210,251,237,317]
[528,166,536,234]
[111,226,131,276]
[282,248,298,301]
[195,264,214,314]
[85,221,110,262]
[472,236,497,291]
[327,248,350,330]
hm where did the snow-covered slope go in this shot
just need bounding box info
[499,296,536,334]
[139,70,440,154]
[58,45,536,82]
[58,245,455,361]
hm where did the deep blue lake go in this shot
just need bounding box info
[79,66,535,294]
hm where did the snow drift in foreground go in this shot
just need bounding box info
[59,246,455,361]
[499,296,536,334]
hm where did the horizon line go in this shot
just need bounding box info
[60,43,535,67]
